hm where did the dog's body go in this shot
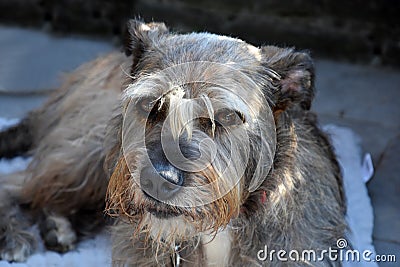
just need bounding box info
[0,20,346,266]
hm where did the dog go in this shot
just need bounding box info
[0,20,346,266]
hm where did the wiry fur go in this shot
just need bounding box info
[0,20,346,266]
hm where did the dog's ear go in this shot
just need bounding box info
[124,19,168,56]
[123,19,168,74]
[261,46,315,111]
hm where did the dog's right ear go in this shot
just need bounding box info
[123,19,168,57]
[261,46,315,111]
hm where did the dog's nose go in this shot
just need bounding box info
[140,166,183,201]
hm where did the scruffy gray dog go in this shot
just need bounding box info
[0,20,346,266]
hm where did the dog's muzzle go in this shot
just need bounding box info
[140,135,200,202]
[140,164,184,201]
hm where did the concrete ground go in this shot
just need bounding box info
[313,60,400,266]
[0,26,399,266]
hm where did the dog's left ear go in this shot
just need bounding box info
[261,46,315,111]
[123,19,169,75]
[123,19,168,56]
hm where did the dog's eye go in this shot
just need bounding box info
[215,109,245,126]
[138,97,157,114]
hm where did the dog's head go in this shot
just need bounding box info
[106,20,314,245]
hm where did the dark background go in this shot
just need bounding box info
[0,0,399,67]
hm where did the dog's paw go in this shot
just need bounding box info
[0,230,36,262]
[40,214,77,253]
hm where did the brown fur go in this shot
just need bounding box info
[24,53,127,219]
[0,20,346,266]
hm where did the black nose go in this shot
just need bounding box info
[140,165,183,201]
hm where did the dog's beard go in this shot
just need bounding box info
[106,154,243,247]
[106,126,275,251]
[138,213,198,247]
